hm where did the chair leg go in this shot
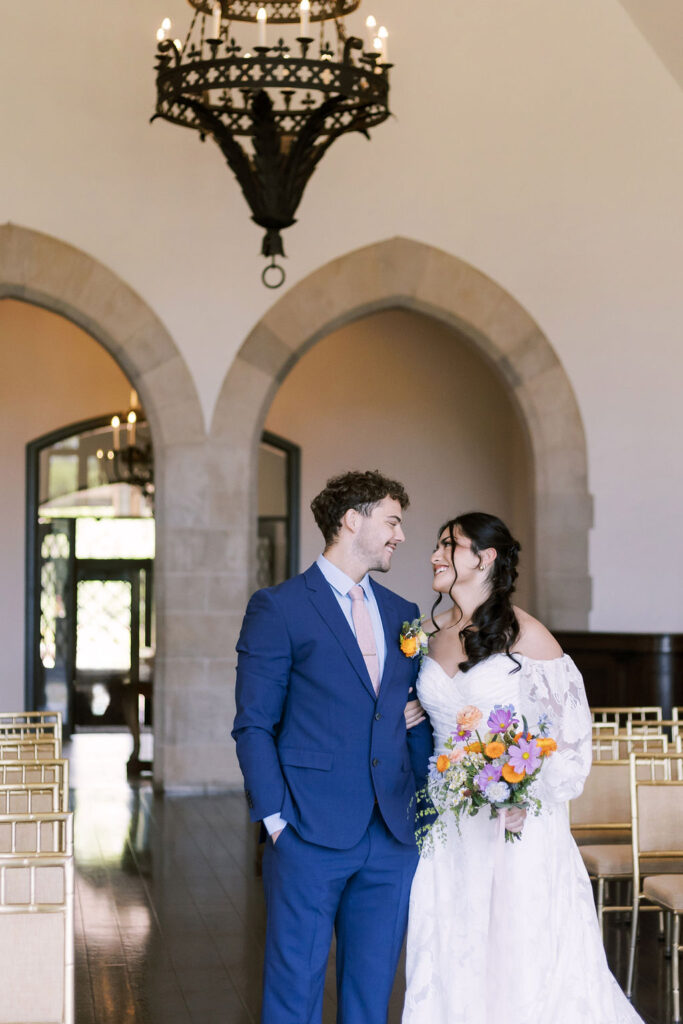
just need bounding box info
[597,876,605,940]
[666,911,673,957]
[626,896,639,998]
[659,910,665,938]
[673,914,681,1024]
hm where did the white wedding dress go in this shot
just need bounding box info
[403,653,643,1024]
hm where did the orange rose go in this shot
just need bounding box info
[485,741,505,759]
[465,742,483,754]
[436,754,450,773]
[457,705,483,731]
[400,636,419,657]
[502,763,525,783]
[537,737,558,757]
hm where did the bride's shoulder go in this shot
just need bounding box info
[511,607,563,661]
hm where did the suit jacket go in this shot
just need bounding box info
[232,562,433,849]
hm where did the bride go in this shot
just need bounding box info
[403,512,643,1024]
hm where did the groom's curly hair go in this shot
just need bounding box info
[311,470,409,546]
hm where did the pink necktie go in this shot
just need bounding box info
[349,585,380,694]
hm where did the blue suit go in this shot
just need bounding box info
[232,563,432,1023]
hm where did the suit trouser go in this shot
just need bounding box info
[261,806,419,1024]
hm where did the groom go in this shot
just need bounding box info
[232,470,433,1024]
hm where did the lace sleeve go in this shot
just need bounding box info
[518,655,592,805]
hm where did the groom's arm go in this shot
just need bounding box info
[407,717,432,790]
[232,587,292,824]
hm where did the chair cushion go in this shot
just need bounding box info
[581,844,633,876]
[573,828,630,847]
[643,875,683,912]
[580,845,683,878]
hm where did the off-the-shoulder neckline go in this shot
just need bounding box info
[511,651,568,664]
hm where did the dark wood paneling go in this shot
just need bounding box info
[555,632,683,715]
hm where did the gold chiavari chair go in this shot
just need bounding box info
[0,811,73,1024]
[0,783,65,815]
[0,737,61,762]
[592,732,668,763]
[0,711,62,745]
[575,755,677,936]
[592,707,663,730]
[0,760,69,810]
[626,754,683,1020]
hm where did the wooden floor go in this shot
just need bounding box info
[70,734,675,1024]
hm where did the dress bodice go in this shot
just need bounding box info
[417,653,524,754]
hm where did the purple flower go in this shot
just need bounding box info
[474,764,502,791]
[451,725,471,743]
[487,704,518,733]
[508,737,542,776]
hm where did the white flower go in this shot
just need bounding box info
[484,781,511,803]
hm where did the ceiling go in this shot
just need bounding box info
[617,0,683,91]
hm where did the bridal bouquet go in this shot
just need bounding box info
[417,703,557,847]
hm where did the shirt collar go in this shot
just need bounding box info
[316,554,372,600]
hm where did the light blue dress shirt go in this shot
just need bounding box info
[263,556,388,836]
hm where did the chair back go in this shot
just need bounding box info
[0,711,62,742]
[630,753,683,887]
[571,761,631,829]
[592,706,662,730]
[0,783,64,814]
[0,813,72,856]
[0,737,61,762]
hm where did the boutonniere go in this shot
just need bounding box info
[399,617,429,659]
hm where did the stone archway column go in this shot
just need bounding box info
[0,223,227,790]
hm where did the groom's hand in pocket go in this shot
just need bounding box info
[272,829,284,844]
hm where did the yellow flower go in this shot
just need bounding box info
[485,741,505,759]
[537,737,558,757]
[400,636,419,657]
[436,754,450,773]
[502,763,525,783]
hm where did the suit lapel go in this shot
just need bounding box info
[304,564,376,699]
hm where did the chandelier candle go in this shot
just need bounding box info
[299,0,310,37]
[378,25,388,63]
[257,7,267,45]
[211,2,222,38]
[365,14,376,52]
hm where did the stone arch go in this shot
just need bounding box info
[212,236,592,637]
[0,223,208,789]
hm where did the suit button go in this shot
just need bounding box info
[375,712,381,721]
[372,758,379,767]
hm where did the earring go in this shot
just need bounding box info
[479,563,486,572]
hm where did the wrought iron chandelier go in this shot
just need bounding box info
[96,400,154,496]
[152,1,392,288]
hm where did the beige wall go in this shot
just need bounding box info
[2,0,683,633]
[264,309,534,618]
[0,299,132,710]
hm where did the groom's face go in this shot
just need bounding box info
[353,496,405,574]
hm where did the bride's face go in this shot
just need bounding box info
[430,528,481,592]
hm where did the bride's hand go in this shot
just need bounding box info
[405,689,426,730]
[504,807,527,833]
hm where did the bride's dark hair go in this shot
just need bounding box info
[431,512,522,673]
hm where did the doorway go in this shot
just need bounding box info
[27,415,155,768]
